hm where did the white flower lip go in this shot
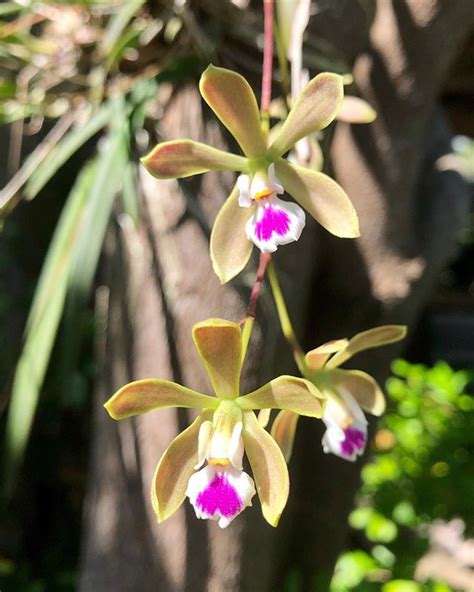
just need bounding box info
[186,465,256,528]
[322,391,368,462]
[246,197,305,253]
[237,165,304,253]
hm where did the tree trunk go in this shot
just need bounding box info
[79,2,474,590]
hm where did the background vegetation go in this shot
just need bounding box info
[0,1,473,590]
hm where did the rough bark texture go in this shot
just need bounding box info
[79,1,474,590]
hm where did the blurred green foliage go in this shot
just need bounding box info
[0,0,207,495]
[330,360,474,591]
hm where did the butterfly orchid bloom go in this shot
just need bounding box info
[105,319,325,528]
[272,325,406,463]
[141,65,359,283]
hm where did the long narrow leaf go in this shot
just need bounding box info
[100,0,146,56]
[60,100,130,384]
[0,4,23,17]
[68,110,128,299]
[24,103,112,200]
[120,158,140,224]
[4,161,97,495]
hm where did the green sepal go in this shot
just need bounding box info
[238,375,325,418]
[192,318,242,400]
[319,368,386,417]
[271,409,300,463]
[305,338,349,370]
[210,184,253,284]
[270,72,344,157]
[104,379,219,420]
[326,325,407,369]
[141,139,248,179]
[152,413,208,522]
[275,159,360,239]
[337,96,377,124]
[199,65,267,158]
[242,411,289,527]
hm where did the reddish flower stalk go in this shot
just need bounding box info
[261,0,274,114]
[245,251,271,321]
[240,0,274,346]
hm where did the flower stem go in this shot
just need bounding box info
[267,261,307,375]
[260,0,274,136]
[240,0,275,360]
[241,251,272,361]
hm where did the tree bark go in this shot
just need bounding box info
[79,2,474,590]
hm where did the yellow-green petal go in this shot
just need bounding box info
[104,379,219,420]
[336,96,377,124]
[141,139,248,179]
[305,338,349,370]
[199,65,267,158]
[275,159,360,238]
[328,368,386,416]
[326,325,407,368]
[257,408,271,428]
[210,184,253,284]
[192,318,242,400]
[270,72,344,157]
[151,413,204,522]
[242,411,289,527]
[238,375,325,418]
[271,409,300,463]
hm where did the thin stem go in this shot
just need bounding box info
[0,110,77,217]
[241,252,271,360]
[240,0,275,360]
[267,261,307,375]
[260,0,274,134]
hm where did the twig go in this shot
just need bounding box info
[0,109,78,216]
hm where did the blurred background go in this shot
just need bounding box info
[0,1,473,591]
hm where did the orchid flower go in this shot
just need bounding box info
[141,65,360,283]
[105,318,325,528]
[272,325,406,463]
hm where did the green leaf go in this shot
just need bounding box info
[0,3,23,16]
[349,507,373,529]
[382,581,422,592]
[366,512,398,543]
[3,160,97,496]
[331,550,378,589]
[0,79,16,98]
[60,101,129,380]
[99,0,147,57]
[24,103,112,200]
[120,159,140,224]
